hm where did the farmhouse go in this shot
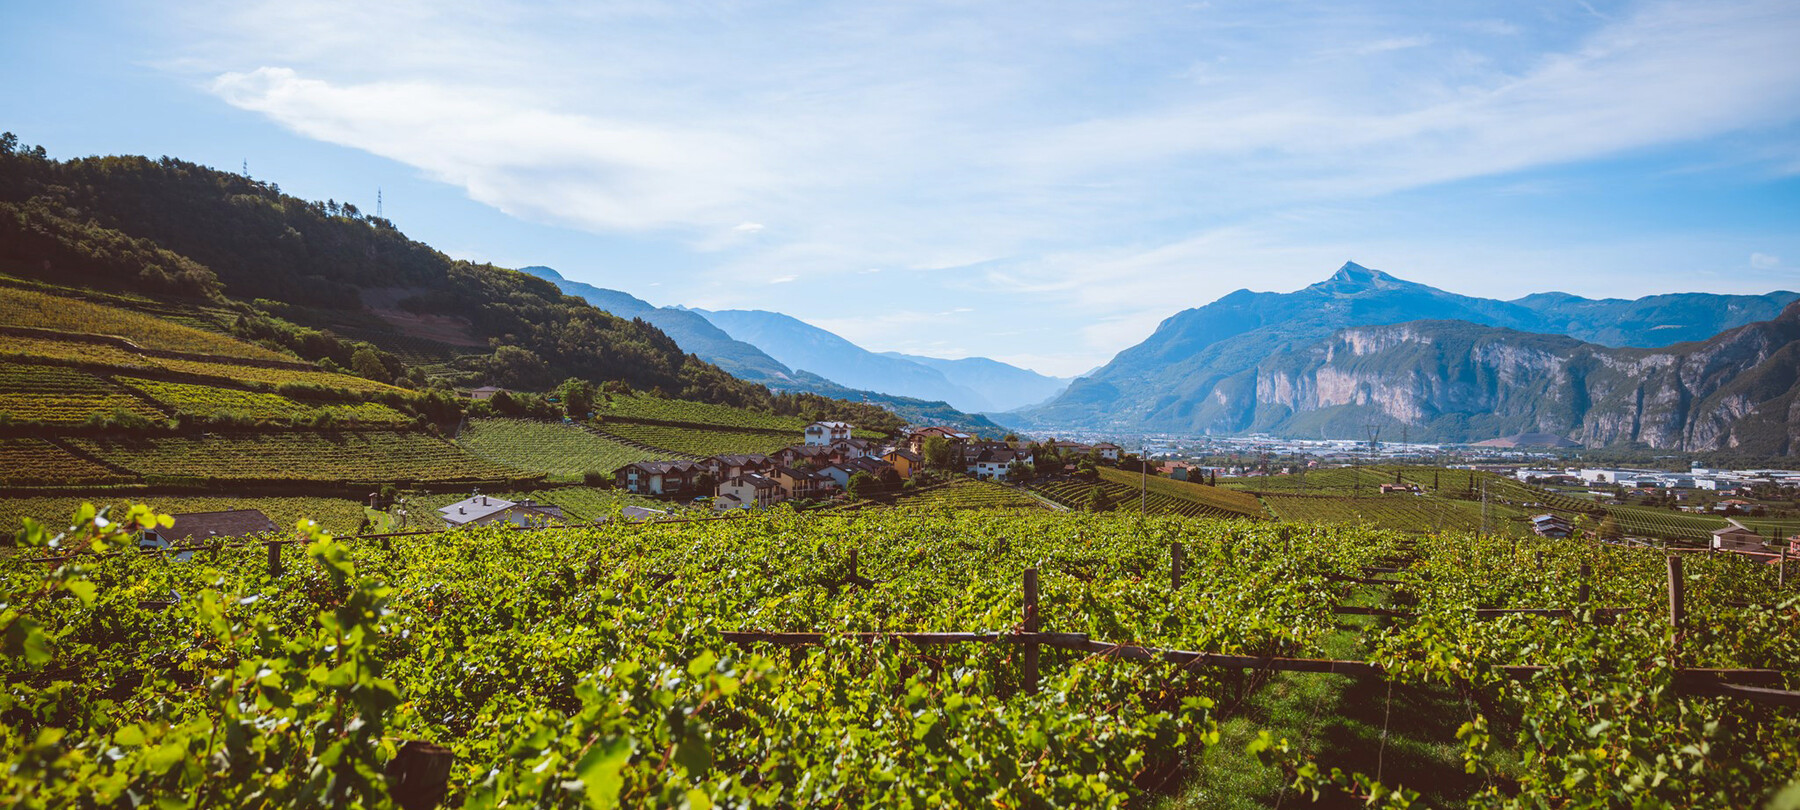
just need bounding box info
[804,421,853,446]
[1091,442,1122,461]
[717,473,784,510]
[1711,525,1767,553]
[703,454,772,480]
[966,447,1031,480]
[466,386,509,401]
[142,509,277,548]
[907,426,972,455]
[437,494,566,527]
[1530,514,1574,539]
[615,460,704,496]
[770,465,835,500]
[883,448,924,478]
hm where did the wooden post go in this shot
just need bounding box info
[1022,568,1040,694]
[1171,543,1185,591]
[267,541,283,578]
[1577,563,1590,606]
[1667,556,1685,665]
[849,548,859,580]
[386,740,454,810]
[1780,544,1788,590]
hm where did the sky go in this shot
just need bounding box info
[4,0,1799,377]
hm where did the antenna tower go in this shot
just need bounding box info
[377,187,383,219]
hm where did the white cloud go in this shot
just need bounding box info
[1751,252,1781,269]
[768,274,798,284]
[732,222,765,234]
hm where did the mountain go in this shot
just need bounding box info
[516,266,798,385]
[517,267,1009,434]
[694,308,1000,412]
[1020,261,1799,446]
[1241,304,1800,453]
[1509,290,1800,347]
[878,353,1071,412]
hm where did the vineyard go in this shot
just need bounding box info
[455,419,659,481]
[0,284,291,360]
[0,437,126,487]
[599,394,811,432]
[3,507,1795,807]
[595,420,797,457]
[1030,477,1260,520]
[0,363,165,424]
[120,377,410,425]
[1096,466,1267,518]
[65,431,528,485]
[0,332,405,394]
[0,494,371,535]
[831,479,1051,513]
[1260,492,1488,534]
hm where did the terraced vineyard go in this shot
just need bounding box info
[0,363,165,423]
[1030,477,1257,519]
[119,377,409,425]
[0,284,290,360]
[456,419,659,480]
[66,431,528,485]
[598,421,796,457]
[1261,493,1487,534]
[0,437,127,486]
[1222,466,1395,495]
[0,331,407,395]
[1603,503,1732,544]
[1096,466,1267,518]
[601,394,810,432]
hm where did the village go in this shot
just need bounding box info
[610,422,1121,511]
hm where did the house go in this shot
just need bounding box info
[702,454,772,481]
[141,509,278,559]
[1530,514,1574,539]
[966,447,1031,480]
[770,465,834,500]
[1379,483,1421,495]
[1711,525,1766,553]
[717,473,784,510]
[437,494,567,527]
[772,445,833,469]
[883,448,924,479]
[1091,442,1123,461]
[829,437,881,461]
[615,460,704,496]
[804,421,854,446]
[819,457,893,490]
[907,426,972,455]
[466,386,509,401]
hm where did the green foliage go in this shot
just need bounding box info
[68,431,529,485]
[595,421,794,458]
[456,419,658,480]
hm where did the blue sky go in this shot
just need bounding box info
[5,0,1799,376]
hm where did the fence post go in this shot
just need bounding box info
[267,541,283,578]
[386,740,454,810]
[1022,568,1040,695]
[1781,544,1789,590]
[1171,542,1185,591]
[1577,563,1590,606]
[1667,556,1685,666]
[849,548,859,581]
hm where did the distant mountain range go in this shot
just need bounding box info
[1012,262,1799,454]
[521,266,1069,414]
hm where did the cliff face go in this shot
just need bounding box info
[1233,304,1800,452]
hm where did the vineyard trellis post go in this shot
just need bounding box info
[1171,542,1185,591]
[849,548,859,581]
[1781,544,1788,590]
[266,540,282,578]
[1577,563,1590,606]
[1022,568,1040,694]
[1667,556,1685,666]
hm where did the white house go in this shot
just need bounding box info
[718,473,784,509]
[804,421,853,446]
[437,495,566,527]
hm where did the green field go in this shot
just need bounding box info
[600,394,810,432]
[0,494,371,535]
[66,431,525,484]
[456,419,659,480]
[1030,477,1259,519]
[596,421,796,457]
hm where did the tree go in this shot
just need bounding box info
[1006,460,1034,484]
[848,471,878,499]
[558,377,596,418]
[877,467,903,491]
[921,437,960,472]
[1085,486,1111,512]
[692,472,717,495]
[1596,515,1622,541]
[350,346,390,383]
